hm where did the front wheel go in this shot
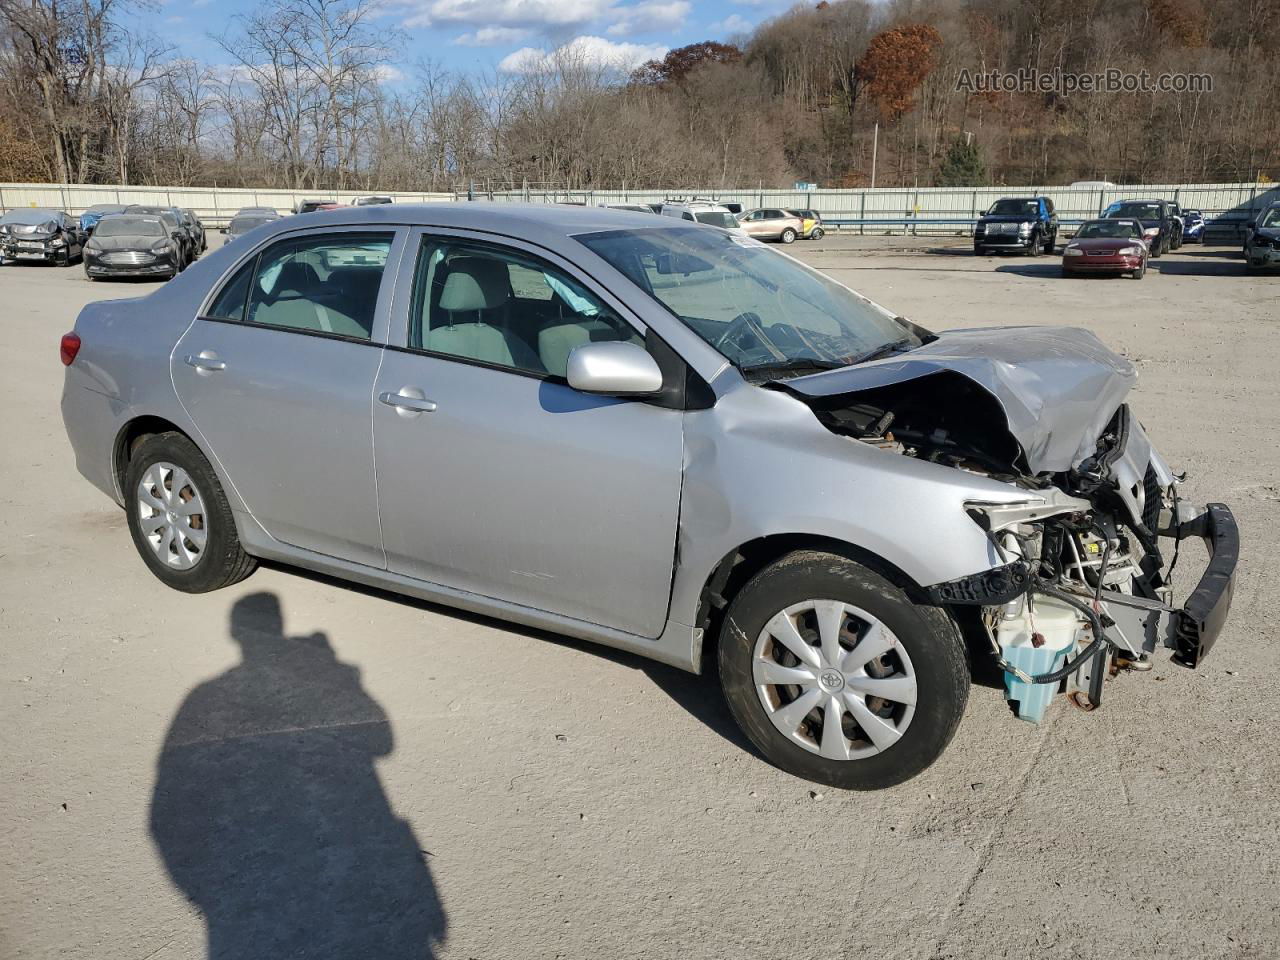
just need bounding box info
[779,228,797,244]
[718,551,969,790]
[1132,261,1146,279]
[1028,233,1043,257]
[125,432,257,593]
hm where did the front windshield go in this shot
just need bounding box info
[1106,202,1161,220]
[1076,221,1138,239]
[693,211,739,228]
[578,226,914,375]
[95,217,165,238]
[988,199,1038,217]
[1260,209,1280,229]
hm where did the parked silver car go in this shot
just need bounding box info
[59,204,1238,788]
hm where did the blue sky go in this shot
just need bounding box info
[154,0,790,80]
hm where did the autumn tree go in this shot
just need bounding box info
[630,42,742,87]
[852,24,943,122]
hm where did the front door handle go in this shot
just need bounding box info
[379,389,437,415]
[184,352,226,373]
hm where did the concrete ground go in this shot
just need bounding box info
[1,233,1277,959]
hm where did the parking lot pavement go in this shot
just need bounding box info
[2,240,1277,960]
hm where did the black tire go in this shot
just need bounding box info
[779,228,797,244]
[1062,266,1075,278]
[1132,261,1146,279]
[973,245,986,256]
[810,228,824,240]
[124,431,257,593]
[718,550,969,790]
[1028,233,1043,257]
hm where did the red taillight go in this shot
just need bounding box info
[60,332,81,366]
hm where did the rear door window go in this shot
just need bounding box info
[243,233,393,340]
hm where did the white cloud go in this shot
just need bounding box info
[498,35,667,74]
[373,64,407,84]
[711,13,752,33]
[401,0,613,30]
[452,26,532,45]
[605,0,689,36]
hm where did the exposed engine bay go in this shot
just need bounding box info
[775,328,1239,724]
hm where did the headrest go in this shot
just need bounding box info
[438,257,510,312]
[275,260,320,294]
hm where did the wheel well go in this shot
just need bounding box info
[691,534,925,672]
[113,416,190,491]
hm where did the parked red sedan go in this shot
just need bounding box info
[1061,218,1149,278]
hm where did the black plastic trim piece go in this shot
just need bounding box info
[925,562,1031,606]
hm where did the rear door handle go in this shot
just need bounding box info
[379,390,437,414]
[184,352,226,373]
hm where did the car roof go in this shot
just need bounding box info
[1,208,64,223]
[246,202,693,240]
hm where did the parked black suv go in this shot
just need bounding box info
[1101,199,1175,257]
[974,197,1058,256]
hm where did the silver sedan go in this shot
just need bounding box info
[60,204,1237,788]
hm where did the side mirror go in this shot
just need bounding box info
[566,341,663,396]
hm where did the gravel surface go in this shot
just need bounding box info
[1,235,1276,959]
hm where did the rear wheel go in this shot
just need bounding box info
[810,227,824,240]
[124,432,256,593]
[718,551,969,789]
[779,228,797,244]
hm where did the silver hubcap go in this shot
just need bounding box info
[136,461,207,570]
[752,600,917,760]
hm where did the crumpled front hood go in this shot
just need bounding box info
[779,326,1137,474]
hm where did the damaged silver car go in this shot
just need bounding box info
[59,205,1238,789]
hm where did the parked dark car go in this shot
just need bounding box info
[1061,219,1149,279]
[1245,203,1280,273]
[1181,209,1205,243]
[973,197,1058,256]
[180,209,207,256]
[1101,199,1173,257]
[223,211,282,242]
[83,213,186,280]
[0,208,84,266]
[80,203,126,234]
[126,205,197,265]
[1166,202,1185,250]
[1203,211,1255,247]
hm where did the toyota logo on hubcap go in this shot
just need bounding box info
[819,670,844,692]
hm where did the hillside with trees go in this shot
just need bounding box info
[1,0,1276,189]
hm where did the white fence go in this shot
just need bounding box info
[1,180,1275,233]
[0,183,453,224]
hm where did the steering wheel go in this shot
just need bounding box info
[715,311,772,356]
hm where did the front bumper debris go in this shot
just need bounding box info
[1099,502,1238,667]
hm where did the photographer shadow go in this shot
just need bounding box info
[149,592,445,959]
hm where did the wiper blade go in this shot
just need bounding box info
[741,358,847,380]
[852,337,915,365]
